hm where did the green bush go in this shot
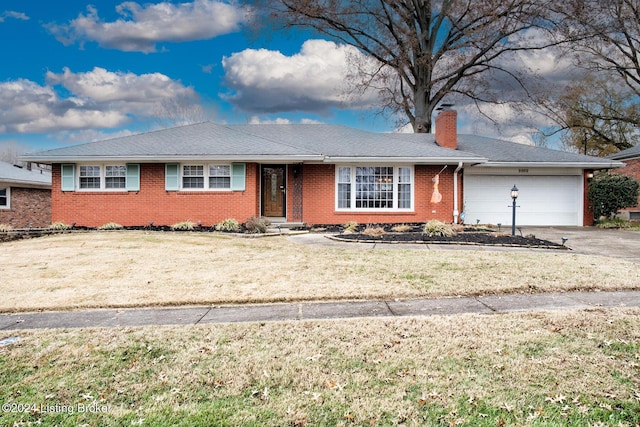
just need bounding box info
[216,218,240,232]
[98,222,124,230]
[170,221,196,231]
[423,220,457,237]
[244,216,271,233]
[596,218,633,229]
[588,173,639,220]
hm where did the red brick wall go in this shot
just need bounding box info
[583,170,595,226]
[300,164,458,225]
[51,162,463,227]
[51,163,260,227]
[0,187,51,228]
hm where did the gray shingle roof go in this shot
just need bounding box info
[20,122,622,169]
[456,134,622,166]
[0,160,51,187]
[22,122,483,164]
[608,144,640,161]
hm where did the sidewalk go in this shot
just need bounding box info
[1,290,639,331]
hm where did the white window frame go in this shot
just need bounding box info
[180,163,233,191]
[335,165,414,212]
[0,187,9,209]
[77,164,128,191]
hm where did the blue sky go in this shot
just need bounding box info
[0,0,560,153]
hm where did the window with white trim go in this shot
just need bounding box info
[182,165,204,188]
[336,165,413,210]
[79,165,101,189]
[209,165,231,189]
[77,164,132,190]
[105,165,126,189]
[181,164,232,190]
[0,187,8,209]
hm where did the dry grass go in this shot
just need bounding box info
[1,231,639,312]
[1,309,638,425]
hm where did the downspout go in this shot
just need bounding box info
[453,162,463,223]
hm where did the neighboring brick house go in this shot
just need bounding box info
[21,110,621,228]
[609,145,640,220]
[0,160,52,228]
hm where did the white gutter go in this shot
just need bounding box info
[473,161,624,169]
[19,155,324,164]
[453,161,463,223]
[323,156,486,164]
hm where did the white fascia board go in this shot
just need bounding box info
[480,161,625,169]
[0,179,51,188]
[323,156,486,164]
[20,155,324,164]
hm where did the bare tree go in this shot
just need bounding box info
[555,0,640,98]
[534,74,639,155]
[0,141,28,165]
[250,0,557,132]
[530,0,640,154]
[152,94,211,129]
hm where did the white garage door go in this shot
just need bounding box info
[463,174,583,226]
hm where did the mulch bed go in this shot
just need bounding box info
[332,231,567,249]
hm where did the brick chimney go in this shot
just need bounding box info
[435,109,457,150]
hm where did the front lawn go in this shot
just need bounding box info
[1,231,639,312]
[1,309,638,426]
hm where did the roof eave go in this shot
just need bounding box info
[323,156,486,164]
[476,161,624,169]
[0,179,51,189]
[19,154,325,163]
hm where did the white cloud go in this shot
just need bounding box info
[46,67,196,108]
[0,68,197,134]
[47,0,248,53]
[1,11,29,22]
[223,39,379,113]
[247,116,324,125]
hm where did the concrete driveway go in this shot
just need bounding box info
[514,226,640,264]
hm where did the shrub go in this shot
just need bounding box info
[244,216,271,234]
[423,220,457,237]
[0,223,13,232]
[98,222,123,230]
[342,221,358,233]
[363,226,386,237]
[596,218,633,229]
[216,218,240,232]
[391,224,412,232]
[588,173,639,220]
[49,222,72,230]
[171,221,196,231]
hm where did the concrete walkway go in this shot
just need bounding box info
[1,290,639,331]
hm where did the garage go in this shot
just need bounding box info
[463,172,584,226]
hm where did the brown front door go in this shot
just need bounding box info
[262,165,286,217]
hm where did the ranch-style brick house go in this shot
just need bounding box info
[0,160,52,228]
[21,111,622,228]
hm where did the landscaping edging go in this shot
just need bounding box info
[327,234,570,250]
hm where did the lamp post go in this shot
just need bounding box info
[510,185,519,236]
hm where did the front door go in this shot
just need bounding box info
[262,165,286,217]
